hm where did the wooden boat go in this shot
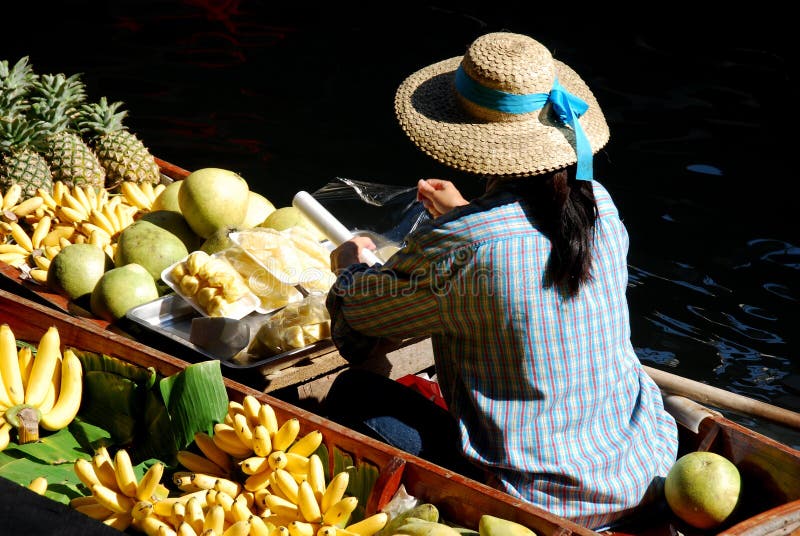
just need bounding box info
[1,288,799,536]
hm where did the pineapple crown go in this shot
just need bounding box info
[0,115,51,155]
[0,56,37,118]
[78,96,129,138]
[29,72,88,133]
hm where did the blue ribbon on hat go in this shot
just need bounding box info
[454,65,593,180]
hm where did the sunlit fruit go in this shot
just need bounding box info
[178,167,250,238]
[664,451,741,529]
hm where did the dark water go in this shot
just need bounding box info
[3,2,798,447]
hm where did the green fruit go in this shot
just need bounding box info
[46,243,113,301]
[378,504,439,536]
[241,191,276,228]
[114,219,189,285]
[200,226,240,255]
[151,180,182,213]
[139,210,203,251]
[479,515,536,536]
[90,263,159,321]
[665,451,741,529]
[178,167,250,238]
[260,206,326,241]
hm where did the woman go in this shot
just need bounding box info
[325,31,678,530]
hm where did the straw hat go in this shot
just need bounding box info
[394,32,610,178]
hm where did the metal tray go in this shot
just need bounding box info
[124,293,334,371]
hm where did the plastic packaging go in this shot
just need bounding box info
[247,293,331,358]
[310,177,430,246]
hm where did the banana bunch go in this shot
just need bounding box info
[0,324,83,449]
[120,180,166,211]
[0,181,145,284]
[27,476,48,495]
[119,394,388,536]
[71,445,168,532]
[169,251,252,317]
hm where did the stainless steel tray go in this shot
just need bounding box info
[124,293,334,371]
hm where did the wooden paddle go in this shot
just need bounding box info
[644,365,800,431]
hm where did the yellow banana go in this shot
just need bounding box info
[29,268,48,285]
[92,483,135,514]
[203,504,226,535]
[215,491,236,523]
[194,431,232,473]
[37,379,57,416]
[24,325,61,407]
[307,455,326,503]
[249,514,272,536]
[42,225,75,247]
[0,324,25,405]
[9,221,33,252]
[232,412,255,450]
[131,500,153,520]
[11,196,44,218]
[0,243,30,255]
[272,418,301,452]
[322,496,358,527]
[139,181,156,203]
[0,251,28,267]
[243,466,273,492]
[273,468,300,504]
[89,208,116,237]
[113,448,138,498]
[115,202,134,229]
[121,181,152,210]
[32,253,50,271]
[288,429,322,458]
[213,475,242,498]
[230,498,252,523]
[212,423,252,458]
[344,513,389,536]
[223,519,252,536]
[288,521,317,536]
[35,188,57,210]
[31,215,51,250]
[297,480,322,523]
[252,424,272,457]
[138,515,177,536]
[177,450,227,477]
[242,395,262,427]
[284,452,310,475]
[240,455,269,476]
[320,472,349,514]
[62,192,89,218]
[71,185,93,214]
[257,402,279,436]
[74,458,102,488]
[103,511,133,531]
[93,450,122,491]
[2,185,22,209]
[40,348,83,431]
[171,500,188,527]
[184,496,205,534]
[264,494,301,520]
[28,476,48,495]
[74,501,115,520]
[70,495,100,508]
[268,450,289,471]
[0,422,11,451]
[136,461,165,501]
[177,521,200,536]
[317,526,337,536]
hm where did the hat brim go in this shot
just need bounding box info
[394,56,610,177]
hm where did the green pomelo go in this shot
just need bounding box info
[139,209,203,251]
[260,206,326,241]
[665,451,741,529]
[46,243,113,302]
[90,263,159,321]
[178,167,250,239]
[479,515,537,536]
[241,191,276,228]
[114,219,189,285]
[151,180,183,213]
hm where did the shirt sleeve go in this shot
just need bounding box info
[325,246,443,362]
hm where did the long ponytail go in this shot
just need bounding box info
[518,166,597,297]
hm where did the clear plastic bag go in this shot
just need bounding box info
[312,178,431,245]
[247,292,331,358]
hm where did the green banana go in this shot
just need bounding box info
[377,504,439,536]
[395,519,462,536]
[478,515,537,536]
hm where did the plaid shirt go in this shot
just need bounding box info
[326,181,678,529]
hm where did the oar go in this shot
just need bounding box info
[644,365,800,431]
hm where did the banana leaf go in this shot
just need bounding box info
[330,445,380,524]
[159,359,228,452]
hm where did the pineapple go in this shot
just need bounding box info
[29,72,106,190]
[0,56,53,199]
[78,97,161,188]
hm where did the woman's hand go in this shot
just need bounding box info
[417,179,468,218]
[330,235,377,272]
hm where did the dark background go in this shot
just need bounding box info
[2,2,797,446]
